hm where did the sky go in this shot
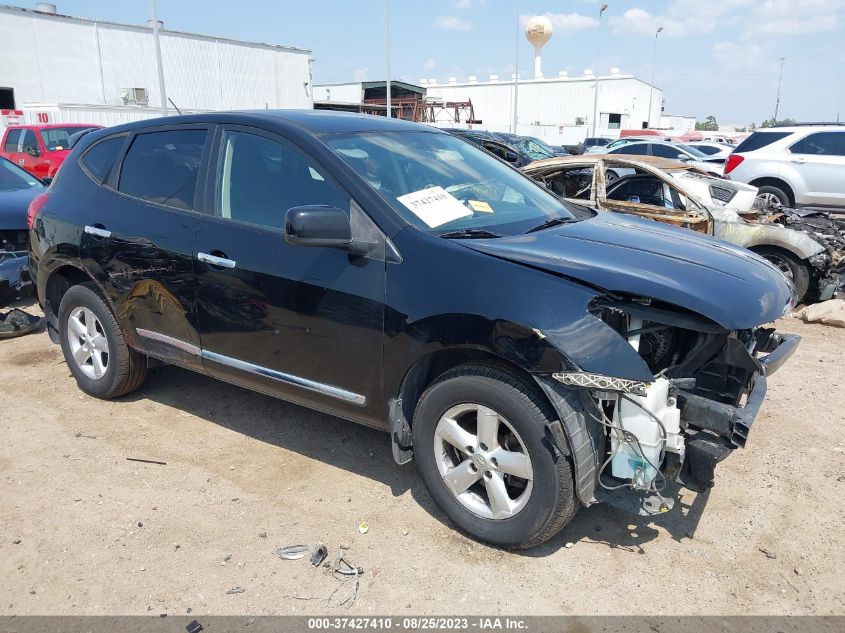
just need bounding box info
[47,0,845,125]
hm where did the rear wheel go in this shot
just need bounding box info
[756,184,790,209]
[58,284,147,398]
[413,364,578,549]
[754,247,810,300]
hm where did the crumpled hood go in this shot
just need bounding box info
[0,187,42,229]
[462,211,795,330]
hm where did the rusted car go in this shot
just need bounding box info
[524,155,844,301]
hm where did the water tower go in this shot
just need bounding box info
[525,15,553,79]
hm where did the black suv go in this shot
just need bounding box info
[30,111,799,548]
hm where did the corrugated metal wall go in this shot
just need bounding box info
[426,76,663,144]
[0,6,312,112]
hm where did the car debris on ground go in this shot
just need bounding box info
[0,251,42,339]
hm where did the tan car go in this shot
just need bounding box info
[523,154,843,300]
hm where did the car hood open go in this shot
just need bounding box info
[461,211,795,330]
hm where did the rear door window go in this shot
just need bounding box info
[734,131,790,153]
[80,136,125,183]
[117,129,207,211]
[612,144,648,155]
[789,131,845,157]
[651,144,681,159]
[3,129,21,152]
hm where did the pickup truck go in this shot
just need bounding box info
[1,123,101,180]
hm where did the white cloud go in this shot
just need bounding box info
[713,40,763,69]
[453,0,487,8]
[435,15,473,30]
[423,58,436,70]
[746,0,845,36]
[519,12,598,32]
[352,67,368,82]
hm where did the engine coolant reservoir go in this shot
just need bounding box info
[611,377,681,487]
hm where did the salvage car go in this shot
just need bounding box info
[1,156,44,302]
[30,111,799,548]
[525,154,844,301]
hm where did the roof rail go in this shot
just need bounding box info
[68,127,97,149]
[788,122,845,126]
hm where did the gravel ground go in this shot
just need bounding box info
[1,297,844,616]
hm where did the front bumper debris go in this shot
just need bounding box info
[676,333,800,490]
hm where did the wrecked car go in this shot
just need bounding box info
[1,155,44,306]
[31,111,798,548]
[524,154,844,301]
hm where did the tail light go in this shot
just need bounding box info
[27,193,49,230]
[724,154,744,175]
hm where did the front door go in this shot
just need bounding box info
[787,131,845,208]
[193,126,386,425]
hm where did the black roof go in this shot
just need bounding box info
[98,109,436,137]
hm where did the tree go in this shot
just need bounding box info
[695,115,719,131]
[760,117,796,128]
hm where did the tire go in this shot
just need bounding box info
[605,170,619,184]
[756,184,790,208]
[58,283,147,398]
[413,364,578,549]
[755,247,811,300]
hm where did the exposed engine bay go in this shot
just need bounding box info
[554,296,799,514]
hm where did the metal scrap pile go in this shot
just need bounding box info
[761,207,845,298]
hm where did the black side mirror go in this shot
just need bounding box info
[285,205,352,248]
[27,146,40,157]
[41,176,53,186]
[505,151,519,163]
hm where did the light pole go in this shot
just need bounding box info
[591,3,608,138]
[773,56,785,122]
[386,0,391,118]
[647,25,663,129]
[150,0,167,115]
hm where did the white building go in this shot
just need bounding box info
[420,70,664,145]
[0,3,312,129]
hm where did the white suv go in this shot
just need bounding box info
[724,125,845,209]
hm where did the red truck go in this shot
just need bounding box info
[1,123,101,180]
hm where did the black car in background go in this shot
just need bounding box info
[30,111,798,548]
[441,128,534,167]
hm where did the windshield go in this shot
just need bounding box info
[513,138,555,161]
[40,127,96,151]
[326,131,579,236]
[0,158,43,192]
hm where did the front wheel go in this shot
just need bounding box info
[413,365,578,549]
[754,247,811,301]
[58,283,147,398]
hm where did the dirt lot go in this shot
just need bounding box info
[1,297,844,616]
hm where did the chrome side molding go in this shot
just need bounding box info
[134,328,365,406]
[201,349,366,406]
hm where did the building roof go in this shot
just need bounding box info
[0,4,311,55]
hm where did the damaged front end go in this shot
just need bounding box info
[551,296,800,515]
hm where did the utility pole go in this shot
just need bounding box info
[386,0,391,118]
[647,26,663,128]
[591,4,608,137]
[773,56,785,122]
[512,9,519,134]
[150,0,167,115]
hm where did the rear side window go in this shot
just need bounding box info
[612,144,648,155]
[118,129,207,210]
[734,131,790,153]
[80,136,124,183]
[789,131,845,157]
[3,129,21,152]
[650,144,682,159]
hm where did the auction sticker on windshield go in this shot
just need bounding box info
[397,186,472,228]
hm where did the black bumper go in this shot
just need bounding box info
[676,333,800,491]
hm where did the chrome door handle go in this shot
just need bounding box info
[197,252,236,269]
[791,158,805,164]
[84,225,111,238]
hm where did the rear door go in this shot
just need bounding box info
[193,125,386,424]
[80,125,212,370]
[787,131,845,207]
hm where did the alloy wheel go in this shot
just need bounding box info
[66,307,110,380]
[433,403,534,520]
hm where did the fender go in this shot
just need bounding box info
[714,221,825,260]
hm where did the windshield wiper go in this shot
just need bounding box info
[438,228,502,239]
[525,216,578,234]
